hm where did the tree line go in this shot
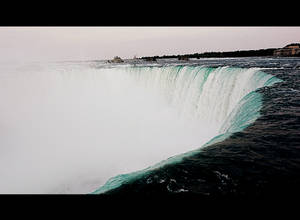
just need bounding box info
[141,48,278,60]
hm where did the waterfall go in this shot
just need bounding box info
[92,65,282,194]
[0,63,282,193]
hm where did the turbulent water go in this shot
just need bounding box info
[0,57,299,196]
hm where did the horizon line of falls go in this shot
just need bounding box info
[0,64,282,194]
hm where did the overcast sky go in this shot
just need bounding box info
[0,26,300,62]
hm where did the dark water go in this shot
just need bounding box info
[96,57,300,198]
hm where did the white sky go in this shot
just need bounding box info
[0,26,300,62]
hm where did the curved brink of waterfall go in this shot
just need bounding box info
[91,65,282,194]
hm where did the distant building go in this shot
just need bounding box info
[108,56,124,63]
[131,55,139,64]
[132,55,139,61]
[273,43,300,57]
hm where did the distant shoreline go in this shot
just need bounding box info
[140,46,300,61]
[140,48,278,60]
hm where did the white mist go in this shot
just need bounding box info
[0,62,218,193]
